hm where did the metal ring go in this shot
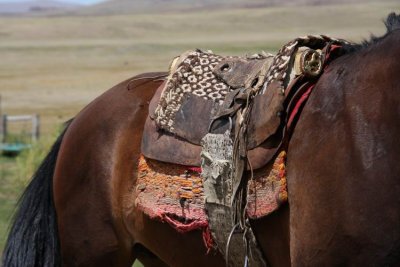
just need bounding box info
[300,49,323,77]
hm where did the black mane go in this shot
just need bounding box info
[384,12,400,32]
[343,12,400,53]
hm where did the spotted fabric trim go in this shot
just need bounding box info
[154,50,230,132]
[262,35,352,93]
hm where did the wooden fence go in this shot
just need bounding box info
[0,114,40,143]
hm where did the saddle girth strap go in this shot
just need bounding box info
[201,129,267,267]
[201,84,268,267]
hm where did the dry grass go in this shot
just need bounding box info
[0,1,398,133]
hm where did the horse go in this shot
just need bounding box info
[2,13,400,267]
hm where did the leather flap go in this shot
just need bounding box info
[173,94,219,145]
[142,110,281,170]
[247,81,285,149]
[141,115,202,166]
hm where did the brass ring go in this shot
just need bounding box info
[300,49,323,77]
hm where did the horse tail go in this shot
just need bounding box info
[2,125,69,267]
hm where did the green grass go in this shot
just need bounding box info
[0,157,20,253]
[0,128,60,255]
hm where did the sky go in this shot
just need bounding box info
[0,0,104,5]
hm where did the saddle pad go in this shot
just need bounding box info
[247,150,288,218]
[135,155,207,233]
[135,151,287,234]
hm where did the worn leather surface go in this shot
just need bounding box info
[146,82,284,144]
[173,94,218,145]
[141,116,202,166]
[247,81,285,148]
[142,78,284,169]
[213,57,273,89]
[141,114,281,170]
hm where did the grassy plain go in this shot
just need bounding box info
[0,0,399,260]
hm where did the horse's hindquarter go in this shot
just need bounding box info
[52,72,225,267]
[287,31,400,266]
[53,73,164,266]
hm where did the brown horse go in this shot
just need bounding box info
[2,13,400,267]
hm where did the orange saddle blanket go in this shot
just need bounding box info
[134,151,287,236]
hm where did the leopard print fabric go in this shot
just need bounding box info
[154,50,231,132]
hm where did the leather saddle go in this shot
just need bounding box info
[141,38,340,169]
[141,52,285,169]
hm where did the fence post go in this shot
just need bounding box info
[0,95,2,142]
[2,114,7,143]
[32,114,40,141]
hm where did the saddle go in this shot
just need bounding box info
[142,50,284,169]
[142,36,348,169]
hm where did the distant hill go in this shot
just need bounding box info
[0,0,391,16]
[74,0,387,15]
[0,0,80,15]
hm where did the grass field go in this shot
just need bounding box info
[1,1,397,132]
[0,0,399,261]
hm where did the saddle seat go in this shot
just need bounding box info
[141,36,349,169]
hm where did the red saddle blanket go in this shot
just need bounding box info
[135,151,287,237]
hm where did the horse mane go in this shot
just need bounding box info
[384,12,400,32]
[343,12,400,53]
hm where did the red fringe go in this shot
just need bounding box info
[163,215,208,233]
[188,166,202,173]
[202,226,215,254]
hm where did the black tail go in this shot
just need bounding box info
[2,128,68,267]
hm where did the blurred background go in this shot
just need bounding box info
[0,0,398,261]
